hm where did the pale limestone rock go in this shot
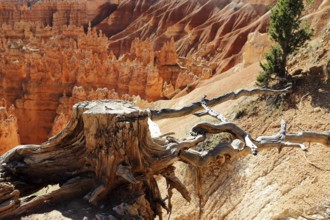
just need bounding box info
[242,31,272,66]
[163,82,176,99]
[175,72,199,89]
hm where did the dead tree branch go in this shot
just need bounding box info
[178,101,328,168]
[150,86,291,120]
[194,95,229,122]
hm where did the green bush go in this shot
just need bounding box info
[257,46,283,87]
[257,0,313,87]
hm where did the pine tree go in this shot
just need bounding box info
[257,0,312,87]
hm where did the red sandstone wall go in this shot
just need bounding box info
[0,0,272,145]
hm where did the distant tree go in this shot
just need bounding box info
[257,0,313,87]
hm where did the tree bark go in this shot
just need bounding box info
[149,86,291,120]
[0,100,205,219]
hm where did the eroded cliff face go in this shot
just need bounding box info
[0,22,209,142]
[0,0,118,29]
[0,0,273,146]
[101,0,272,73]
[0,0,87,29]
[0,99,19,155]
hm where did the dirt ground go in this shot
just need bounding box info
[154,61,330,220]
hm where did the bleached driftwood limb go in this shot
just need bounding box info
[194,95,228,122]
[256,119,287,143]
[150,87,291,120]
[285,131,330,146]
[191,122,258,155]
[256,119,306,151]
[179,102,328,168]
[179,120,329,168]
[193,96,258,154]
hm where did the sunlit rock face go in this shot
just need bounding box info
[0,99,19,155]
[102,0,271,72]
[0,0,272,144]
[242,31,272,67]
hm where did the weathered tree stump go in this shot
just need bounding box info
[0,88,329,219]
[0,100,199,219]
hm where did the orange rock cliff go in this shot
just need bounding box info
[0,0,274,148]
[0,99,20,153]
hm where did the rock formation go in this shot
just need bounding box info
[0,0,283,149]
[103,0,271,74]
[1,13,229,143]
[242,31,272,66]
[0,0,87,29]
[0,99,20,155]
[0,20,188,143]
[157,38,177,67]
[0,0,119,30]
